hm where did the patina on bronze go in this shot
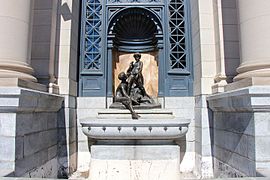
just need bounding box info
[111,53,161,119]
[115,72,140,119]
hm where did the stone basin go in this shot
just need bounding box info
[80,109,190,140]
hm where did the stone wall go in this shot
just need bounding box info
[208,86,270,177]
[165,97,195,173]
[0,87,63,177]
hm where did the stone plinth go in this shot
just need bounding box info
[80,109,190,179]
[89,145,180,180]
[0,87,63,177]
[207,86,270,177]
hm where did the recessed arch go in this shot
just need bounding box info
[107,7,163,52]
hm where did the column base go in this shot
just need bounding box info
[0,68,37,82]
[212,82,227,94]
[0,78,47,92]
[48,83,59,94]
[88,145,180,180]
[225,77,270,92]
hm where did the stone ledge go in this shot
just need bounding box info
[0,78,47,92]
[207,86,270,112]
[0,87,63,113]
[225,77,270,92]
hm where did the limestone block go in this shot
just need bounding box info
[63,95,76,109]
[48,145,57,160]
[0,136,15,161]
[165,97,195,109]
[77,97,106,109]
[89,145,180,180]
[255,136,270,162]
[15,149,49,177]
[0,161,14,177]
[77,151,91,172]
[23,158,58,178]
[15,137,24,160]
[254,113,270,137]
[58,107,76,128]
[0,113,16,137]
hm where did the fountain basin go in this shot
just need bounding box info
[80,109,190,140]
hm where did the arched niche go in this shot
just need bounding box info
[106,7,164,98]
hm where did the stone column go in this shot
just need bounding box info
[234,0,270,81]
[212,0,227,93]
[0,0,36,82]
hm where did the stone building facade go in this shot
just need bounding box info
[0,0,270,179]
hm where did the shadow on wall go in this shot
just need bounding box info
[54,1,73,82]
[221,0,240,83]
[55,0,80,177]
[57,104,68,179]
[211,111,256,177]
[176,136,187,165]
[60,2,73,21]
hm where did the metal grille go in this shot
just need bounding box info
[169,0,186,70]
[83,0,102,70]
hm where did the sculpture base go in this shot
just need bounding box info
[88,145,181,180]
[109,102,161,109]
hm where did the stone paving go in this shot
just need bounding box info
[0,177,269,180]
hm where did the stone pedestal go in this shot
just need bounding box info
[80,109,190,179]
[0,87,63,177]
[207,86,270,177]
[89,145,180,180]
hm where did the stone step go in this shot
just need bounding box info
[98,109,173,115]
[97,109,174,119]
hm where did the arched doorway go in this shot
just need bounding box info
[106,7,164,99]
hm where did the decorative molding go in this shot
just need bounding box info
[108,0,161,3]
[81,119,190,140]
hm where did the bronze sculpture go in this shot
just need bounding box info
[126,53,152,100]
[111,53,161,119]
[115,72,140,119]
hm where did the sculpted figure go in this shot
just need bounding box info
[111,53,160,112]
[115,72,140,119]
[127,53,151,99]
